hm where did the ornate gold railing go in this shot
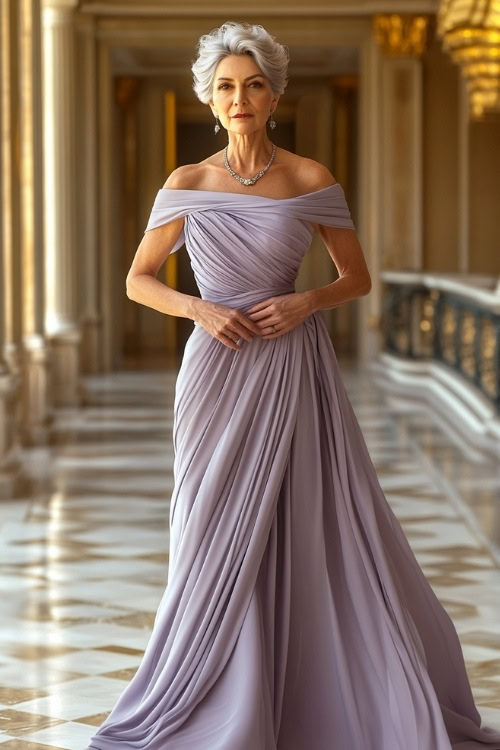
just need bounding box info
[381,272,500,412]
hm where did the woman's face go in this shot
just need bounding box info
[210,54,279,135]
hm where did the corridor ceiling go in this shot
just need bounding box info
[78,0,439,16]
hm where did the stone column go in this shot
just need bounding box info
[359,13,430,363]
[97,38,115,371]
[0,244,21,496]
[116,76,140,361]
[0,0,23,376]
[19,0,53,442]
[374,14,430,272]
[358,31,383,363]
[75,11,101,373]
[0,0,23,494]
[42,0,81,404]
[295,87,337,337]
[380,57,423,270]
[332,75,358,357]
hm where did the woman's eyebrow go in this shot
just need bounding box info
[216,74,264,81]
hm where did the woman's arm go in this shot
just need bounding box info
[304,222,372,314]
[125,169,202,322]
[295,159,371,313]
[125,219,202,323]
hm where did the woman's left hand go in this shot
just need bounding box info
[246,292,313,339]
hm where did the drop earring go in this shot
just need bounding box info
[268,111,277,129]
[214,115,221,134]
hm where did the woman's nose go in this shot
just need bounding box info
[233,88,248,104]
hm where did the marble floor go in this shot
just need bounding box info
[0,360,499,749]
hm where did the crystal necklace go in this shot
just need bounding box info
[223,143,276,186]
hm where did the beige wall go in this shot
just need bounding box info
[422,25,500,275]
[134,79,169,354]
[469,118,500,274]
[422,29,460,272]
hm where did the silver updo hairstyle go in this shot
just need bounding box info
[191,21,290,105]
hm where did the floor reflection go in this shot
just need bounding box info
[0,363,499,748]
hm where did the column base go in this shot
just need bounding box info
[0,369,23,498]
[3,342,24,376]
[48,328,83,407]
[80,312,101,373]
[357,298,383,364]
[20,337,54,445]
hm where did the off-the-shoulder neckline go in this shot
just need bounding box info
[157,183,341,202]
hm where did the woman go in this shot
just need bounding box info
[87,21,500,750]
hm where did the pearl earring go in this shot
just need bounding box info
[268,112,277,129]
[214,115,221,134]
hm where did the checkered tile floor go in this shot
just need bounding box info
[1,366,499,748]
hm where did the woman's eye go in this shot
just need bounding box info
[218,82,262,89]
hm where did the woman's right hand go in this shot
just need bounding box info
[193,300,262,351]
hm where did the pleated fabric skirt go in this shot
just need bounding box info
[87,311,500,749]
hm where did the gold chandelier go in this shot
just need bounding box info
[437,0,500,119]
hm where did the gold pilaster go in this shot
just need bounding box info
[373,14,429,273]
[42,0,82,404]
[0,0,22,490]
[332,75,359,354]
[117,75,140,361]
[19,0,53,441]
[76,11,101,374]
[0,0,22,375]
[164,90,178,362]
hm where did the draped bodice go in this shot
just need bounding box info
[144,183,356,313]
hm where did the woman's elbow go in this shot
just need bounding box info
[126,274,137,299]
[360,274,372,295]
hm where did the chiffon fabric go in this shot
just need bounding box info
[87,184,500,749]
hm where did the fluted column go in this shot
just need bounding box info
[75,11,101,373]
[42,0,81,404]
[0,0,23,494]
[19,0,53,442]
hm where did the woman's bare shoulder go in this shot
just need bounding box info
[289,153,338,192]
[270,148,337,193]
[162,163,209,191]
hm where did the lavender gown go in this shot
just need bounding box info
[87,184,500,749]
